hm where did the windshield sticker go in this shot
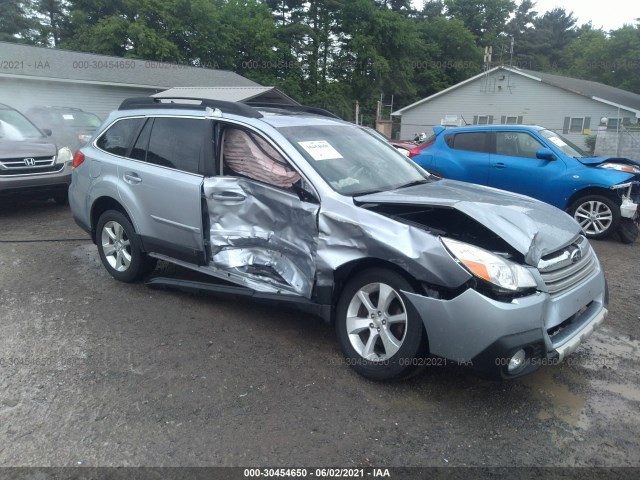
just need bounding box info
[298,140,343,161]
[548,136,567,147]
[62,114,75,120]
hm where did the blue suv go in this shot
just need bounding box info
[410,125,640,241]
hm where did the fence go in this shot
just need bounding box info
[594,125,640,158]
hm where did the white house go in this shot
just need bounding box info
[0,42,295,119]
[392,66,640,150]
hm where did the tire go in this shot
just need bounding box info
[569,195,620,240]
[53,192,68,205]
[618,218,639,244]
[96,210,156,282]
[335,268,428,381]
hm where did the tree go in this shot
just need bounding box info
[528,8,578,71]
[0,0,36,43]
[415,16,482,96]
[504,0,537,68]
[444,0,516,47]
[33,0,68,46]
[606,23,640,93]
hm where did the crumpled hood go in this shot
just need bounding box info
[577,156,640,167]
[0,140,56,160]
[354,179,581,265]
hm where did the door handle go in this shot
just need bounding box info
[211,191,246,202]
[123,172,142,184]
[493,162,506,169]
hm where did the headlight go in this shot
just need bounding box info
[599,162,640,174]
[441,237,537,292]
[56,147,73,164]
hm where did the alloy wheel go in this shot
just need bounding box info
[345,282,408,361]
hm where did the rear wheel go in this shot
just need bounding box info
[335,268,428,381]
[569,195,620,239]
[53,192,68,205]
[96,210,156,282]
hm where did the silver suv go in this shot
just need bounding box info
[0,103,73,203]
[69,97,608,380]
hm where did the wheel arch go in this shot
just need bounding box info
[327,258,423,322]
[565,186,621,211]
[90,196,137,243]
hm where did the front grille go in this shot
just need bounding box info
[0,156,56,171]
[0,164,64,176]
[538,236,597,295]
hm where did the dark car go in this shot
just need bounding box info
[25,106,101,153]
[0,104,72,203]
[410,125,640,241]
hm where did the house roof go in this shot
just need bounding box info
[393,66,640,116]
[517,68,640,112]
[0,41,260,89]
[153,86,299,105]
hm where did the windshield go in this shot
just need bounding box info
[279,124,430,196]
[0,109,44,141]
[539,129,588,158]
[60,111,102,129]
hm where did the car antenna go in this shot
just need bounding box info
[460,115,470,126]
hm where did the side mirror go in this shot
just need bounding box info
[43,129,52,136]
[536,148,556,161]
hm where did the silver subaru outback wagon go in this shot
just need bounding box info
[69,97,608,380]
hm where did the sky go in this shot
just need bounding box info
[533,0,638,31]
[411,1,638,32]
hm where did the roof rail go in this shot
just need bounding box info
[245,102,341,119]
[118,97,263,118]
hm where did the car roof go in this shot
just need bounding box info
[440,124,546,133]
[110,97,349,128]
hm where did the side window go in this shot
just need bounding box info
[450,132,488,153]
[221,127,301,189]
[146,118,208,174]
[96,118,144,157]
[495,132,544,159]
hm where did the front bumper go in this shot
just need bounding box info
[0,162,72,199]
[402,263,608,379]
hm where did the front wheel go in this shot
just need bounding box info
[569,195,620,240]
[96,210,156,282]
[335,268,428,381]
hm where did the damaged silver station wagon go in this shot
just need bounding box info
[69,98,608,380]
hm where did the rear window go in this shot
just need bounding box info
[96,117,144,157]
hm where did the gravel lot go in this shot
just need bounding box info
[0,200,639,469]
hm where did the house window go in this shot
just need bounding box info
[570,117,585,133]
[500,115,523,125]
[474,115,494,125]
[607,118,621,131]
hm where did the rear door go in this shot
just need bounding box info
[203,124,319,298]
[115,116,209,264]
[488,130,566,204]
[437,131,491,184]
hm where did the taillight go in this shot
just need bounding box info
[409,141,434,158]
[72,150,85,168]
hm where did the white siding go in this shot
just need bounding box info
[0,77,160,119]
[398,71,637,147]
